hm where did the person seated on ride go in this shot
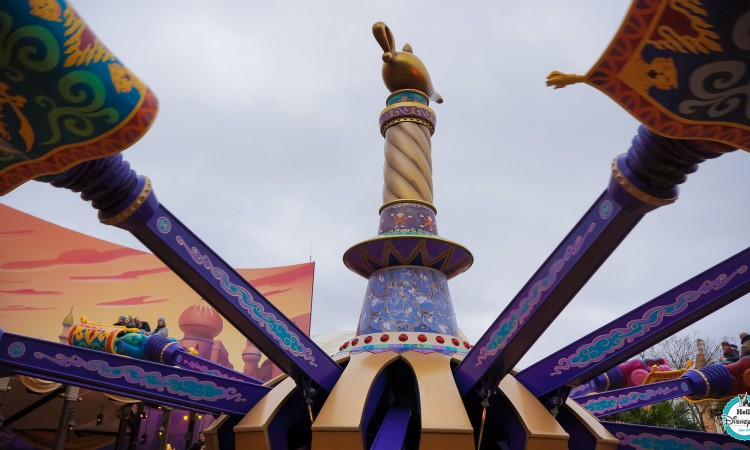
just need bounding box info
[740,332,750,358]
[188,431,206,450]
[124,315,137,328]
[114,315,127,326]
[134,317,151,333]
[721,340,739,363]
[153,317,169,338]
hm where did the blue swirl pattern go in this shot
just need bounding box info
[475,223,597,366]
[552,266,747,375]
[176,235,317,367]
[34,352,245,402]
[616,431,743,449]
[581,386,681,415]
[358,266,458,335]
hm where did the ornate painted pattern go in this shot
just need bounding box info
[344,235,473,279]
[379,201,438,236]
[581,385,685,416]
[386,90,429,106]
[33,352,246,403]
[177,356,252,382]
[69,323,119,353]
[358,267,459,335]
[551,266,747,375]
[585,0,750,150]
[175,235,318,367]
[474,222,598,366]
[615,431,745,449]
[379,103,436,136]
[346,344,467,355]
[0,2,157,195]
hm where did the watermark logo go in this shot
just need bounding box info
[722,393,750,440]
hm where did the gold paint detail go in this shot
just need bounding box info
[400,352,474,443]
[379,102,436,137]
[29,0,63,22]
[610,158,676,206]
[159,341,180,364]
[312,352,400,450]
[235,377,298,432]
[685,369,711,402]
[682,369,735,404]
[602,371,611,392]
[642,361,691,384]
[381,116,435,137]
[203,414,232,450]
[563,400,619,449]
[373,22,442,104]
[100,177,152,225]
[109,63,147,96]
[546,71,585,89]
[645,1,722,55]
[379,198,436,215]
[498,375,569,449]
[61,6,116,67]
[383,121,434,204]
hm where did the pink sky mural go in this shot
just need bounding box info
[0,204,314,369]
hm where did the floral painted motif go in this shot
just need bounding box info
[358,266,459,336]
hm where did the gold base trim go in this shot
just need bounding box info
[100,177,152,225]
[610,158,676,207]
[381,117,434,136]
[379,198,437,214]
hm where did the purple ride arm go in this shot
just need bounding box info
[516,246,750,398]
[370,407,412,450]
[0,330,269,415]
[576,377,694,418]
[42,154,342,393]
[453,126,729,396]
[575,360,743,417]
[601,422,745,449]
[145,335,262,385]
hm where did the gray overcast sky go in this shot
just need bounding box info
[3,1,750,369]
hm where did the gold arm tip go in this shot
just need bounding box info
[546,70,585,89]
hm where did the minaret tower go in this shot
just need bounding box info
[236,22,480,450]
[58,306,74,344]
[339,22,473,358]
[308,22,476,449]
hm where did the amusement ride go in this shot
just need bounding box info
[1,1,750,449]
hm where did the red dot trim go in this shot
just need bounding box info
[398,334,408,342]
[418,334,427,342]
[463,341,471,349]
[451,338,460,346]
[380,334,389,342]
[364,336,373,344]
[351,338,359,346]
[436,336,445,344]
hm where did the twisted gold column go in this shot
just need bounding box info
[383,120,433,203]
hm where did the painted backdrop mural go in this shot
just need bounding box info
[0,204,313,377]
